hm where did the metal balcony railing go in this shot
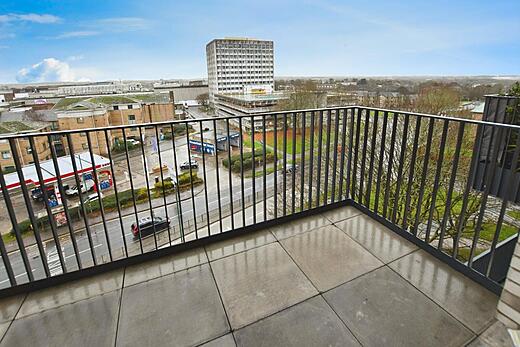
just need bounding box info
[0,104,518,296]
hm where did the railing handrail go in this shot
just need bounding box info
[1,103,519,140]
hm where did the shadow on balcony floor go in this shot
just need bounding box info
[0,206,509,346]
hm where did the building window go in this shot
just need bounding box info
[80,132,87,137]
[128,115,136,124]
[26,147,32,154]
[77,117,84,123]
[1,151,10,159]
[128,105,133,109]
[113,105,119,110]
[82,143,89,150]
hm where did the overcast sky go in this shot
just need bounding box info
[0,0,519,83]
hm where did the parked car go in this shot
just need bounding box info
[126,138,141,146]
[31,186,55,202]
[131,216,170,240]
[180,160,198,170]
[282,165,299,174]
[82,192,103,204]
[65,179,95,196]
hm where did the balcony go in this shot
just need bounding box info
[0,102,518,345]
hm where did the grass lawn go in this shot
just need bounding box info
[507,210,520,220]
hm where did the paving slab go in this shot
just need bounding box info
[124,247,208,287]
[281,225,383,291]
[324,266,474,347]
[199,334,236,347]
[0,295,24,323]
[390,250,498,333]
[322,206,362,224]
[205,230,276,261]
[335,214,417,263]
[2,290,120,347]
[117,264,229,347]
[268,214,331,240]
[211,243,317,329]
[234,296,360,347]
[17,268,123,318]
[467,320,514,347]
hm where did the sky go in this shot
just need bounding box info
[0,0,519,83]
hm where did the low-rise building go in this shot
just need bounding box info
[0,121,52,173]
[53,93,175,155]
[215,91,287,132]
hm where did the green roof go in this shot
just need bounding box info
[53,93,170,111]
[53,97,88,110]
[0,121,42,134]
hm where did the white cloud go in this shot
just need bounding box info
[0,13,61,24]
[54,31,99,39]
[96,17,149,31]
[16,58,89,83]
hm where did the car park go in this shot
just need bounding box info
[131,216,170,240]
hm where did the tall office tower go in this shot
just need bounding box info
[206,38,274,105]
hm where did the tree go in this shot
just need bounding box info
[196,92,209,107]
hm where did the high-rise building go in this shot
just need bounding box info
[206,38,274,105]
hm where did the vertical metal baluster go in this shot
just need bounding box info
[251,116,257,224]
[154,125,172,246]
[291,112,297,214]
[226,119,235,229]
[402,116,422,231]
[138,126,158,250]
[121,129,143,254]
[0,190,15,283]
[366,110,379,208]
[391,114,409,224]
[103,130,128,257]
[238,118,246,226]
[486,127,520,276]
[346,109,355,199]
[9,137,50,277]
[47,134,81,269]
[468,125,507,266]
[382,114,398,219]
[262,115,267,220]
[65,133,98,263]
[199,121,211,236]
[359,109,369,203]
[412,118,435,236]
[351,108,361,202]
[331,110,340,203]
[29,136,67,273]
[300,112,306,211]
[170,124,185,242]
[323,110,332,206]
[338,109,348,200]
[437,122,465,250]
[308,112,315,208]
[273,114,279,218]
[374,111,388,213]
[424,120,449,243]
[0,167,27,283]
[282,113,288,216]
[185,122,198,238]
[213,119,223,233]
[85,131,112,260]
[316,111,324,206]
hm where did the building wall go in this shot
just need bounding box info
[0,126,52,172]
[58,110,111,156]
[206,38,275,105]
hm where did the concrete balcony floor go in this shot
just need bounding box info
[0,206,511,346]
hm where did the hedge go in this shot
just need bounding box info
[223,151,275,173]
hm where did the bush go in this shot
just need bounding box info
[111,141,140,153]
[154,180,175,192]
[135,188,149,202]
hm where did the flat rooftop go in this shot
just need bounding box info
[0,205,508,346]
[217,92,287,103]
